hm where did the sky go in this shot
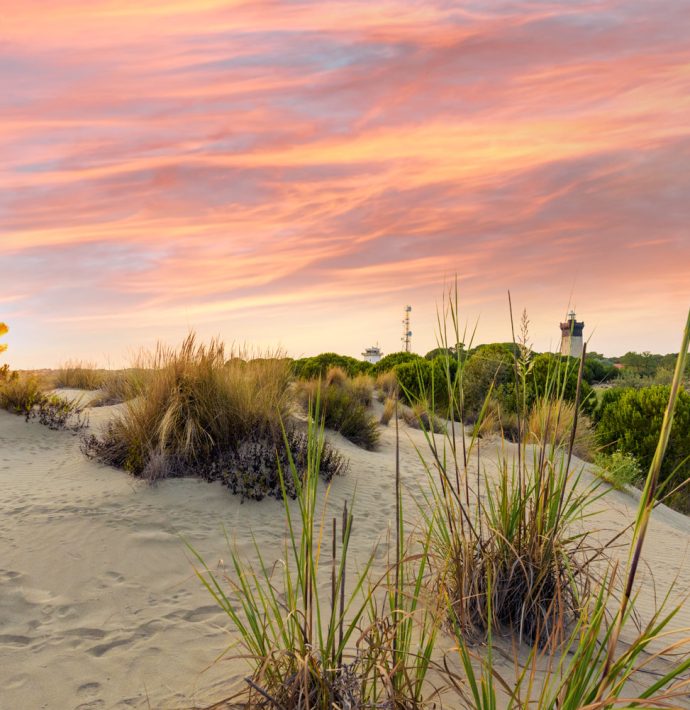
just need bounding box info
[1,0,689,368]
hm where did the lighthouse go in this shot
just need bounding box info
[560,311,585,358]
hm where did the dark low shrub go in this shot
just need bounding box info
[83,424,347,500]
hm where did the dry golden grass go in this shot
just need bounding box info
[380,396,398,426]
[375,370,398,401]
[54,361,105,390]
[83,334,293,479]
[527,398,597,461]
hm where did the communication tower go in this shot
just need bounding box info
[401,305,412,353]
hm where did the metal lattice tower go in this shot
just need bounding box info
[401,305,412,353]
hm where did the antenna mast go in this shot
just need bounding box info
[401,305,412,353]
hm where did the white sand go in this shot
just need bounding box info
[2,397,690,709]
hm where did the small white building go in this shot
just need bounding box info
[362,345,383,364]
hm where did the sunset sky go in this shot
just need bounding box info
[2,1,689,368]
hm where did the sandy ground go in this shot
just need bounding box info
[2,394,690,709]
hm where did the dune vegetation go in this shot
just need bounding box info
[81,334,347,499]
[190,291,690,709]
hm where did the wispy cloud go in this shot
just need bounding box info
[1,0,689,366]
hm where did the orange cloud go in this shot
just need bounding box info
[1,0,689,367]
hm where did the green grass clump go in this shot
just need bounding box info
[191,402,440,709]
[296,376,380,450]
[418,284,690,707]
[82,334,345,499]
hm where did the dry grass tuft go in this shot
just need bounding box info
[376,370,398,402]
[82,334,345,499]
[295,375,380,450]
[380,396,398,426]
[402,400,445,434]
[325,365,348,388]
[54,361,105,390]
[527,398,597,461]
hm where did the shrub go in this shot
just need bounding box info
[81,334,344,498]
[371,351,422,375]
[295,378,380,450]
[592,386,628,424]
[596,385,690,508]
[593,450,642,490]
[462,344,514,420]
[0,374,86,430]
[292,353,372,379]
[0,375,44,416]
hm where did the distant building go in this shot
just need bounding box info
[560,311,585,358]
[362,345,383,364]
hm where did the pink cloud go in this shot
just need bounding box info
[1,1,689,367]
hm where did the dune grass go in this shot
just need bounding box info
[191,401,440,709]
[413,286,690,706]
[527,397,597,462]
[192,290,690,708]
[82,334,345,498]
[54,360,105,390]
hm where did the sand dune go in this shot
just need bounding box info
[2,398,690,708]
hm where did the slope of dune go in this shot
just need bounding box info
[1,397,689,709]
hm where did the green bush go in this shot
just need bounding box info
[582,355,618,385]
[592,386,628,424]
[292,353,372,379]
[596,385,690,508]
[372,351,422,375]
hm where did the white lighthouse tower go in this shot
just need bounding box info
[560,310,585,358]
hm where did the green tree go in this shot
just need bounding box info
[292,353,372,379]
[372,351,422,375]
